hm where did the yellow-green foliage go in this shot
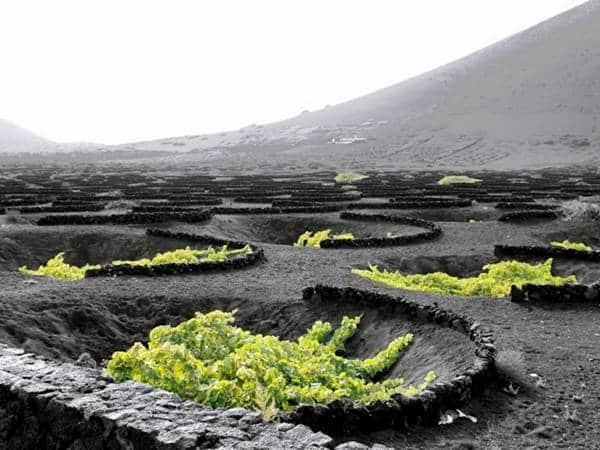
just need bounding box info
[550,240,592,252]
[335,172,369,184]
[19,245,253,281]
[112,245,253,266]
[352,259,576,298]
[107,310,435,413]
[294,230,354,248]
[437,175,482,185]
[333,232,354,240]
[18,252,100,281]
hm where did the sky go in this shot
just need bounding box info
[0,0,588,144]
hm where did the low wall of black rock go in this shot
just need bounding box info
[16,204,106,214]
[271,199,324,207]
[131,206,212,213]
[319,212,442,248]
[36,210,213,226]
[0,198,54,207]
[234,195,360,204]
[494,203,556,210]
[347,200,472,210]
[85,229,264,278]
[510,283,600,304]
[163,198,224,206]
[465,195,535,203]
[498,210,559,222]
[388,199,472,208]
[212,205,344,214]
[278,285,496,434]
[495,244,600,262]
[146,228,254,250]
[278,205,346,214]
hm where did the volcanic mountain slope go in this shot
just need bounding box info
[0,119,102,155]
[121,0,600,171]
[0,119,55,153]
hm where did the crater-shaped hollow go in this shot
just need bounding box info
[3,291,479,389]
[0,226,205,271]
[200,213,427,245]
[373,254,499,278]
[351,206,501,222]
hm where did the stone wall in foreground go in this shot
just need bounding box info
[0,345,347,450]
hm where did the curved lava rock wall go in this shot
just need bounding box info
[319,212,442,248]
[497,210,559,222]
[510,283,600,304]
[36,210,214,226]
[85,229,264,278]
[212,205,344,214]
[280,285,496,434]
[495,244,600,262]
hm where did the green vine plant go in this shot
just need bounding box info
[106,310,436,415]
[352,259,576,298]
[550,240,592,252]
[294,229,354,248]
[437,175,482,185]
[335,172,369,184]
[18,245,253,281]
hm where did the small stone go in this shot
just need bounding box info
[75,353,98,369]
[275,422,294,432]
[20,382,57,395]
[239,412,262,425]
[222,407,248,419]
[284,424,333,447]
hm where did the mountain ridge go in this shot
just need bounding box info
[119,0,599,171]
[2,1,599,171]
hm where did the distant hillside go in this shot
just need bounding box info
[0,119,56,153]
[119,0,600,172]
[3,1,599,171]
[0,119,104,155]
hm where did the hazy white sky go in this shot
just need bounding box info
[0,0,588,144]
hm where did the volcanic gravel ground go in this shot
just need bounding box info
[2,167,600,448]
[1,210,599,448]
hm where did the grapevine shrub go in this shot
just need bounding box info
[352,259,576,298]
[437,175,482,185]
[335,172,369,184]
[550,240,592,252]
[18,252,101,281]
[19,245,253,281]
[112,245,253,265]
[106,311,436,414]
[294,229,354,248]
